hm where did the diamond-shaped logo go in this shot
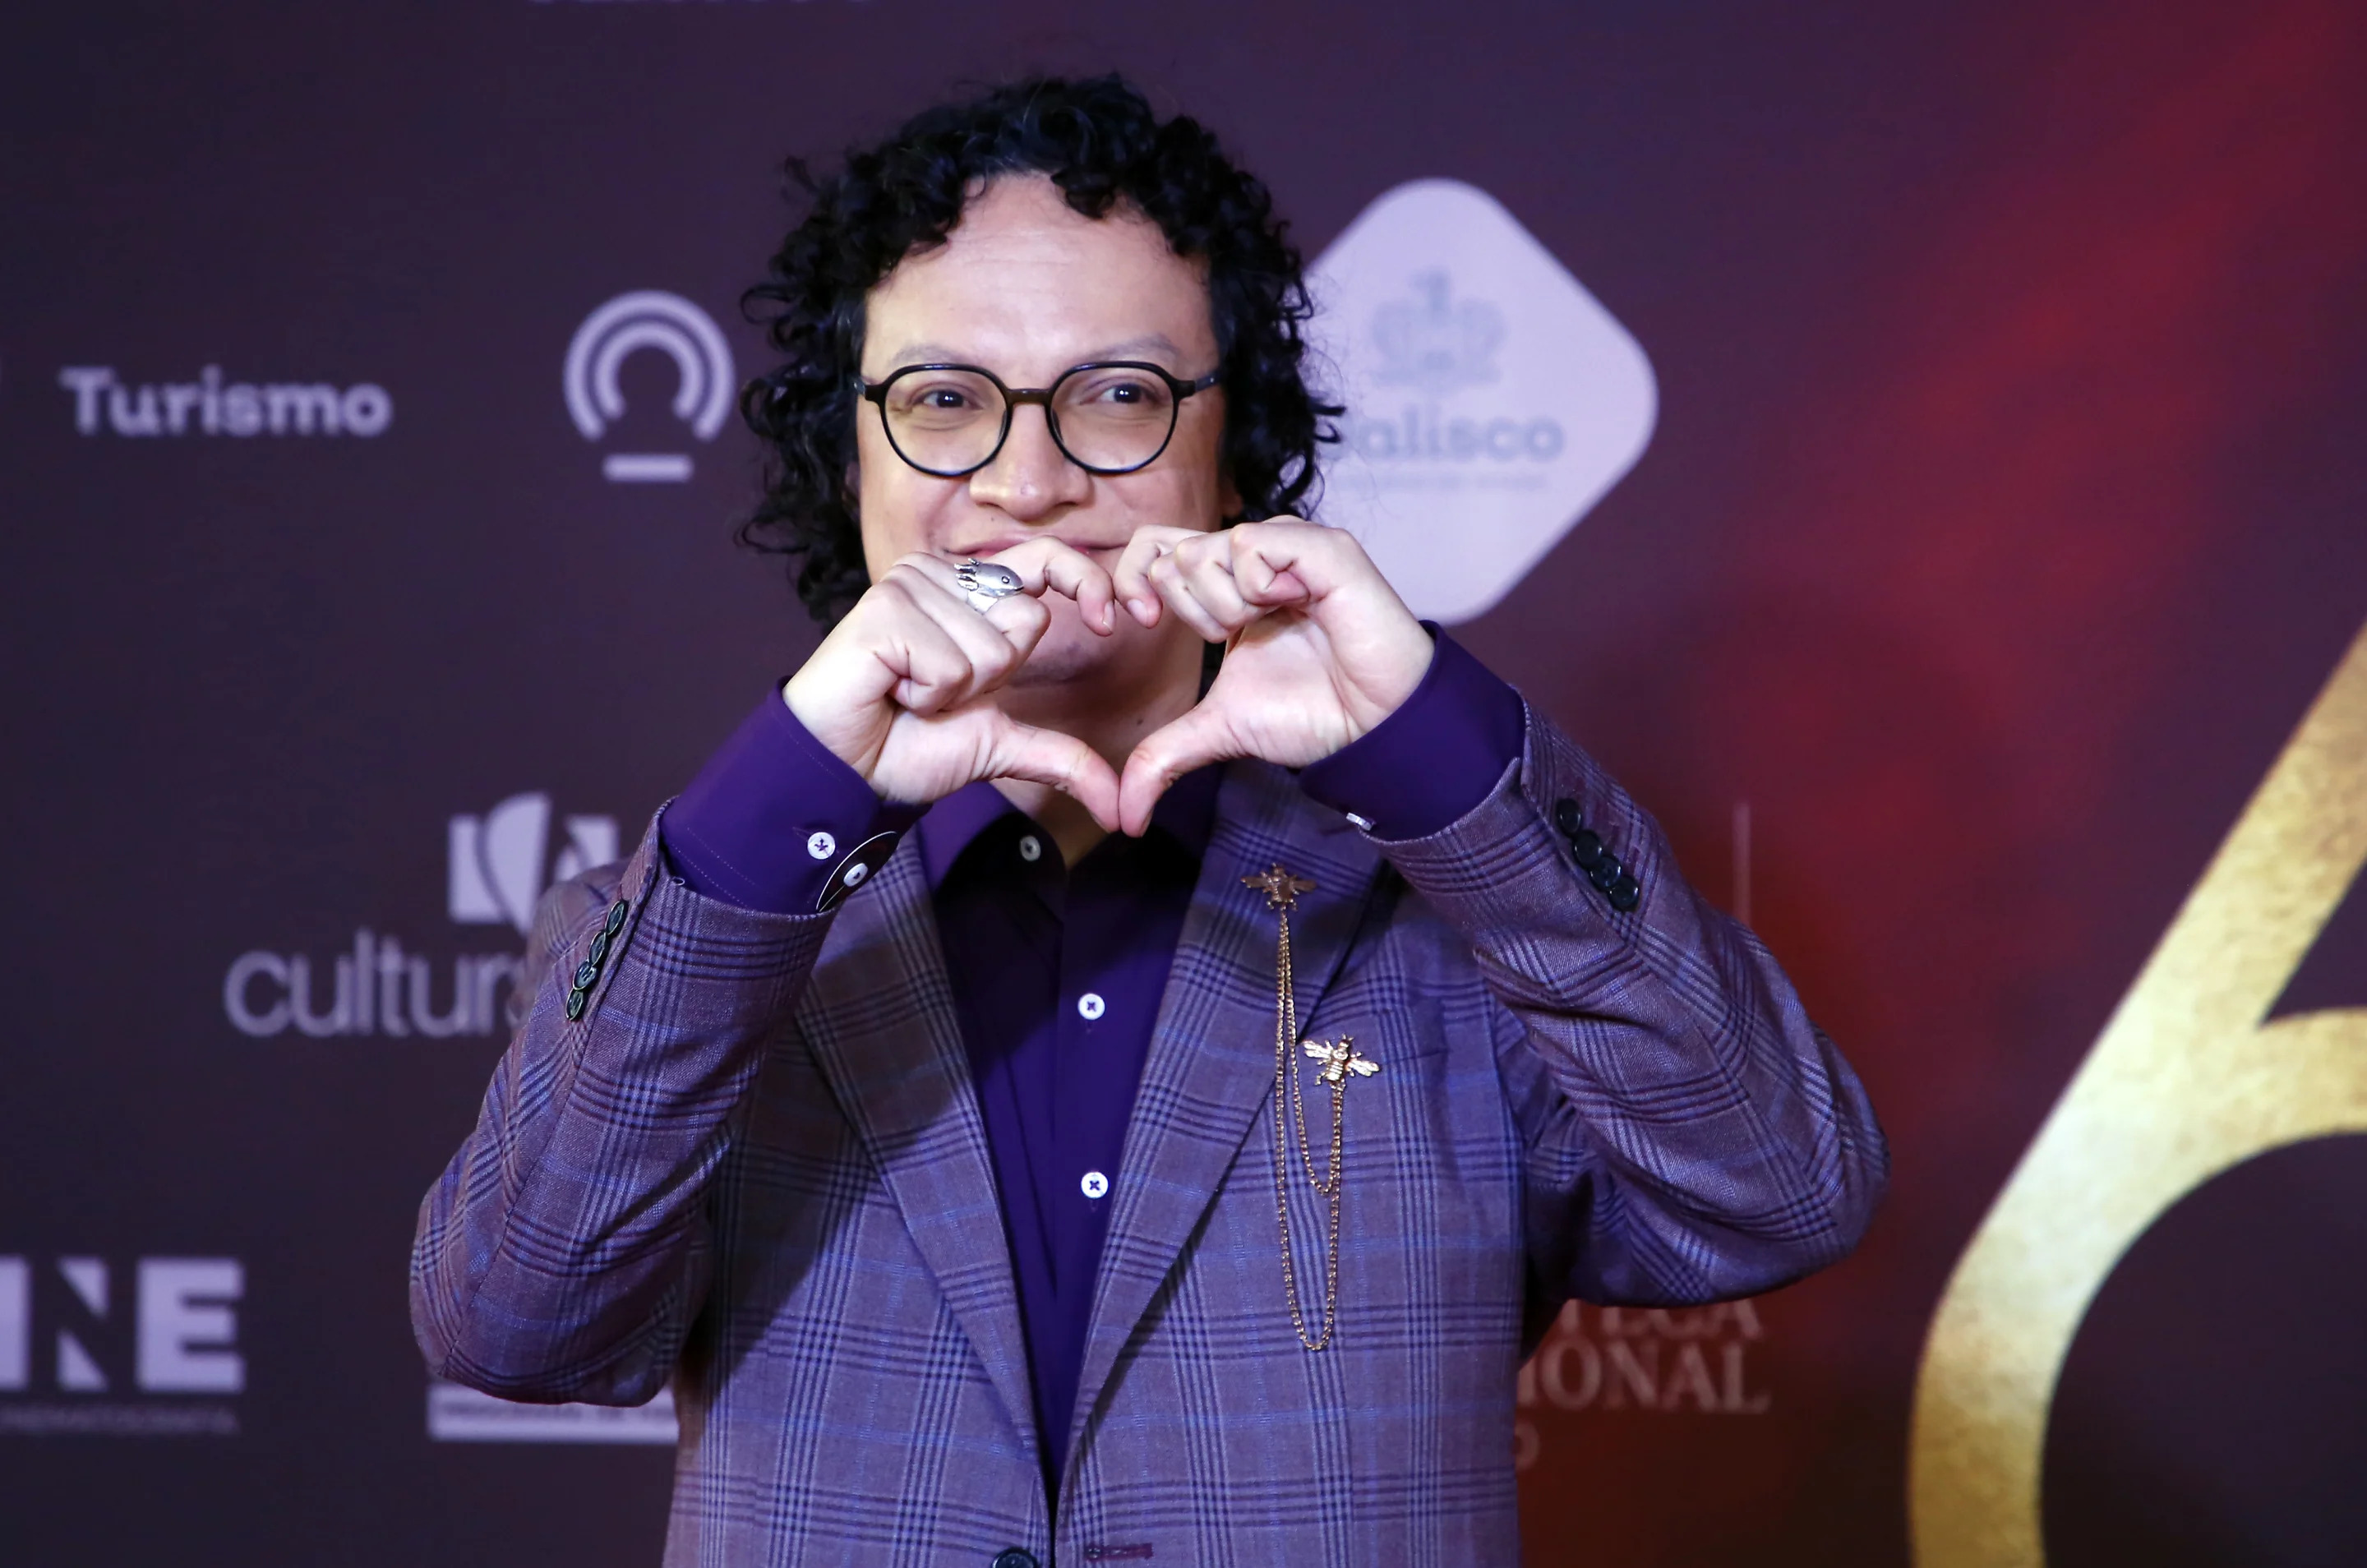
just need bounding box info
[1307,180,1656,624]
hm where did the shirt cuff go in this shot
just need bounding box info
[1297,625,1526,841]
[661,688,924,915]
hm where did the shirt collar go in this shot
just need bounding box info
[915,763,1224,892]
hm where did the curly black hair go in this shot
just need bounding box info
[738,74,1337,625]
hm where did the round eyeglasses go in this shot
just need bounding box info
[859,361,1222,478]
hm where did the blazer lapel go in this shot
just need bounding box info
[796,840,1036,1448]
[1067,761,1387,1464]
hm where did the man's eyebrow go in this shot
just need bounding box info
[1087,333,1187,362]
[868,334,1192,373]
[874,342,968,367]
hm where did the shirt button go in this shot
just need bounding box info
[806,830,836,860]
[1017,834,1042,863]
[1080,1171,1110,1200]
[841,862,870,888]
[1077,992,1105,1021]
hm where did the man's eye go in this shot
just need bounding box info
[1082,379,1165,408]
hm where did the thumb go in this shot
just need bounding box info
[984,717,1122,832]
[1119,701,1239,837]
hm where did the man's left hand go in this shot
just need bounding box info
[1113,518,1432,835]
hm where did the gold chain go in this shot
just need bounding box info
[1246,864,1352,1353]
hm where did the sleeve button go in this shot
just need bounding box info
[1608,874,1641,911]
[1553,797,1583,837]
[603,899,630,934]
[1569,828,1604,869]
[574,959,602,989]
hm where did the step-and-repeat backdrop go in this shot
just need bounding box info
[6,2,2364,1564]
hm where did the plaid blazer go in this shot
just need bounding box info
[413,707,1886,1566]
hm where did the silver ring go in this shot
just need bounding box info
[956,558,1024,614]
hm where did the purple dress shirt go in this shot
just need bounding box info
[661,628,1523,1495]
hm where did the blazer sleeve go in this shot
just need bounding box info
[408,808,837,1404]
[1371,703,1889,1307]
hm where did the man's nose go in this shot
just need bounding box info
[967,403,1090,521]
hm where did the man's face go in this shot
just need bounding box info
[856,173,1232,692]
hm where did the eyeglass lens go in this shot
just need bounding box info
[877,365,1183,476]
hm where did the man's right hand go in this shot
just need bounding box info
[782,539,1124,829]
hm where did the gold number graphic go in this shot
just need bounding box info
[1909,619,2367,1567]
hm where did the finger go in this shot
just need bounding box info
[873,605,979,716]
[1171,533,1261,631]
[983,716,1123,831]
[1227,520,1317,608]
[1119,702,1239,836]
[1112,525,1202,626]
[884,560,1043,699]
[987,537,1119,635]
[1146,551,1231,643]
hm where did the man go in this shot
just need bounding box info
[413,76,1885,1566]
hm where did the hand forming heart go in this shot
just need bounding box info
[781,519,1433,842]
[1108,519,1433,834]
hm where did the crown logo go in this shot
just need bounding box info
[1368,270,1504,399]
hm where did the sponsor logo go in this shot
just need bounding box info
[1515,1298,1772,1470]
[426,1379,678,1444]
[565,291,735,483]
[0,1256,244,1437]
[1348,273,1566,463]
[58,366,392,438]
[450,792,619,935]
[221,794,617,1040]
[1306,179,1656,624]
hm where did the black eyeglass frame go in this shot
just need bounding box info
[857,361,1223,478]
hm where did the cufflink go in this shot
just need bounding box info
[814,832,900,913]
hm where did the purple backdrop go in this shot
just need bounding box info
[6,2,2365,1563]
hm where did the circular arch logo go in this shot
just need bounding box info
[563,290,736,483]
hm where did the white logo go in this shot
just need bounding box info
[0,1257,245,1437]
[219,794,616,1040]
[58,366,393,438]
[1307,180,1657,624]
[449,792,620,935]
[1372,271,1504,399]
[565,290,736,483]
